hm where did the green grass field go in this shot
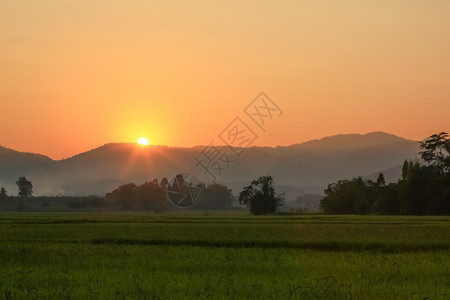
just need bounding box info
[0,213,449,299]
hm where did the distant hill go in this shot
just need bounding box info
[289,131,408,152]
[0,132,421,200]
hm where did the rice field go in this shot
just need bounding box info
[0,213,449,299]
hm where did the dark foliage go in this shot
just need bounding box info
[321,133,450,215]
[197,183,235,210]
[105,179,167,211]
[419,132,450,175]
[239,176,285,215]
[66,195,106,209]
[16,176,33,198]
[17,201,25,212]
[0,187,7,202]
[105,178,235,211]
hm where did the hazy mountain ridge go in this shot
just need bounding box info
[288,131,411,151]
[0,145,53,162]
[0,132,421,198]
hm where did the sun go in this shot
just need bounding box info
[137,137,149,146]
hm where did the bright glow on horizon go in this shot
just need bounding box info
[137,137,149,146]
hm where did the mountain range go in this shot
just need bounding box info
[0,132,421,200]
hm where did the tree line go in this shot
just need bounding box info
[320,132,450,215]
[105,176,235,210]
[1,175,236,211]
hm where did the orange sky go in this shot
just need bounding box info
[1,1,449,160]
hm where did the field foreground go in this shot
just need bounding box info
[0,213,449,299]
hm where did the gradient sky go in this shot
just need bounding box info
[1,0,449,159]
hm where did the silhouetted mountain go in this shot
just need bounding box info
[0,146,53,172]
[0,132,421,199]
[289,131,407,152]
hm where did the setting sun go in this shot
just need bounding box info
[137,137,149,146]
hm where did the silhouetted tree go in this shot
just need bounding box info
[322,132,450,215]
[160,177,169,189]
[373,183,400,215]
[136,180,166,211]
[401,160,410,180]
[105,179,169,211]
[376,173,386,186]
[400,163,437,214]
[420,132,450,175]
[239,176,284,215]
[321,177,372,214]
[198,183,235,210]
[16,177,33,198]
[168,174,190,205]
[106,183,138,210]
[171,174,186,193]
[420,133,450,214]
[0,187,7,202]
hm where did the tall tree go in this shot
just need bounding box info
[0,187,7,202]
[16,177,33,198]
[419,132,450,175]
[239,176,284,215]
[376,173,386,186]
[160,177,169,189]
